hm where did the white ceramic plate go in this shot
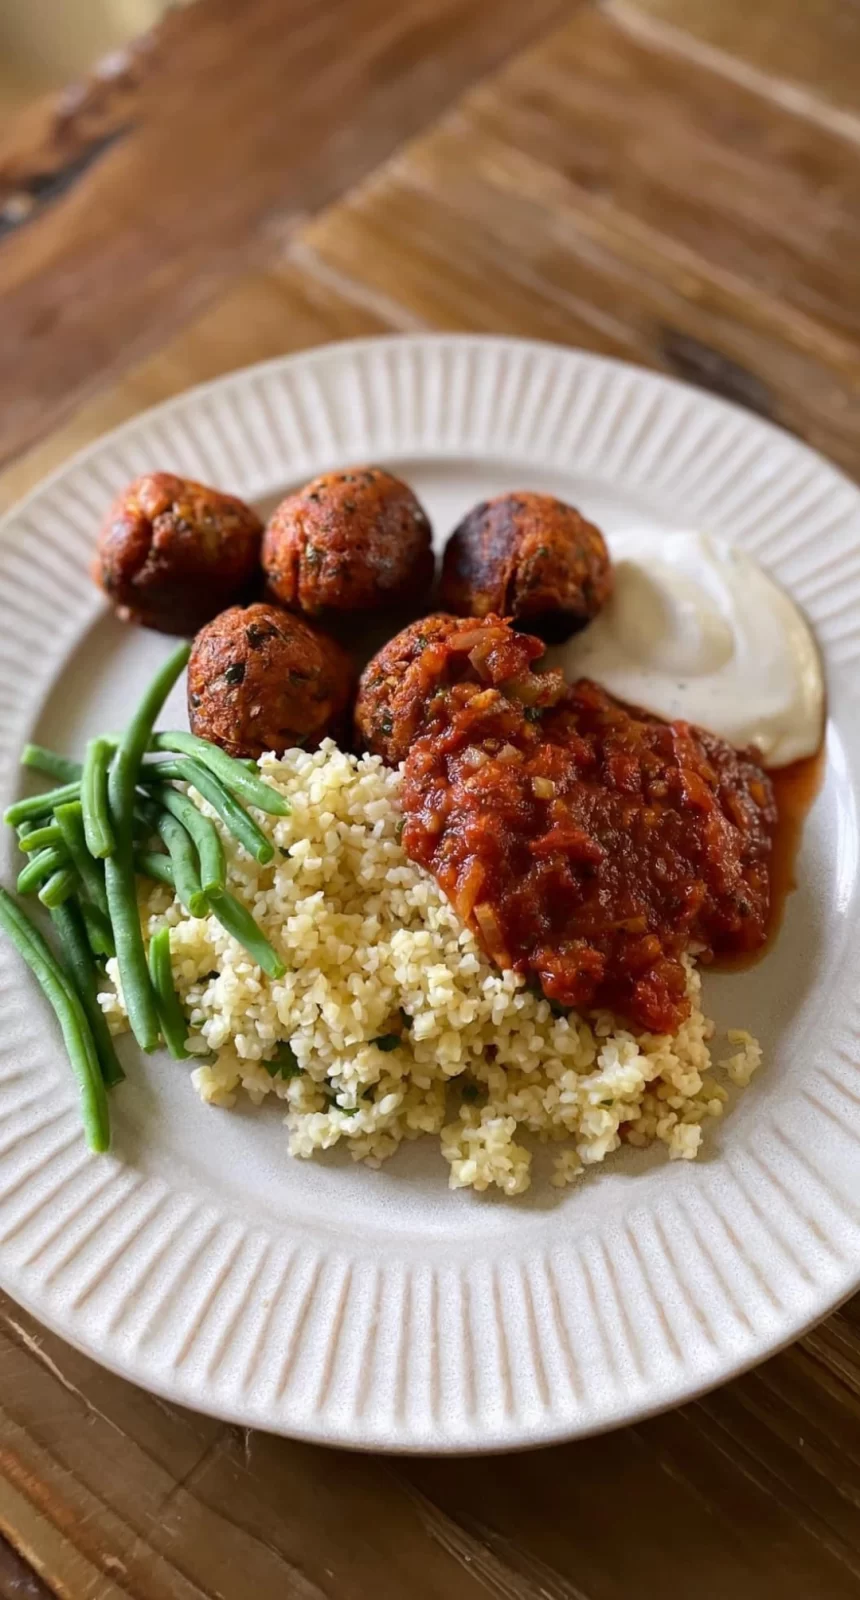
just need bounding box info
[0,335,858,1453]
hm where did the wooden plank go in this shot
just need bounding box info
[0,1281,859,1600]
[296,4,860,476]
[0,257,392,515]
[465,11,860,353]
[611,0,860,129]
[0,0,575,469]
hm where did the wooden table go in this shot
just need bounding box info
[1,2,860,1594]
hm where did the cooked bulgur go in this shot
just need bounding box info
[99,741,761,1196]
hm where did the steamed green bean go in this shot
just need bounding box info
[147,925,189,1060]
[0,888,109,1152]
[54,801,108,916]
[208,888,285,979]
[38,867,77,909]
[80,899,115,960]
[151,731,289,816]
[148,757,274,865]
[152,783,225,893]
[4,780,80,828]
[105,643,190,1052]
[137,798,207,918]
[17,845,68,895]
[17,822,63,853]
[51,900,124,1088]
[21,745,83,784]
[81,737,115,859]
[134,850,175,889]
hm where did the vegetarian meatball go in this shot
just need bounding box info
[354,612,559,766]
[355,614,460,765]
[262,466,434,619]
[440,492,612,643]
[188,603,354,760]
[94,473,263,635]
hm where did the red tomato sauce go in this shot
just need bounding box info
[400,618,780,1034]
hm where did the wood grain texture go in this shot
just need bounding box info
[297,4,860,475]
[0,259,390,515]
[615,0,860,129]
[0,0,575,469]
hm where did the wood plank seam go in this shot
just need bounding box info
[688,1398,860,1584]
[603,0,860,146]
[0,0,582,468]
[287,237,425,333]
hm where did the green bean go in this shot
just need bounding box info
[54,801,109,916]
[38,867,77,909]
[17,822,63,853]
[208,888,285,979]
[4,780,80,828]
[80,899,115,959]
[147,925,189,1060]
[147,758,274,865]
[132,798,158,842]
[81,737,115,859]
[151,784,226,894]
[140,755,258,777]
[106,643,191,1053]
[0,888,109,1152]
[51,900,124,1088]
[137,849,283,979]
[134,850,175,889]
[17,845,68,895]
[157,812,208,917]
[113,646,191,818]
[137,798,208,918]
[151,731,289,816]
[20,744,84,784]
[105,846,159,1051]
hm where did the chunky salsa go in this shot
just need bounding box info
[400,618,777,1034]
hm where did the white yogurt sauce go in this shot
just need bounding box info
[546,531,824,768]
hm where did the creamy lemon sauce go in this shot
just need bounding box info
[547,531,824,768]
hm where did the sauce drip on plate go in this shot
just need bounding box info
[712,742,825,972]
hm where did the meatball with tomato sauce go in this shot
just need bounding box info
[440,492,612,643]
[188,603,354,760]
[94,473,263,635]
[354,614,461,765]
[262,466,434,620]
[354,612,564,766]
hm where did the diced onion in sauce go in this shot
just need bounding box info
[473,902,511,966]
[461,747,489,769]
[532,776,556,798]
[456,859,486,919]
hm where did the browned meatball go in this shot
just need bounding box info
[94,473,263,635]
[188,603,354,760]
[262,466,434,619]
[440,492,612,643]
[357,613,573,766]
[355,614,468,765]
